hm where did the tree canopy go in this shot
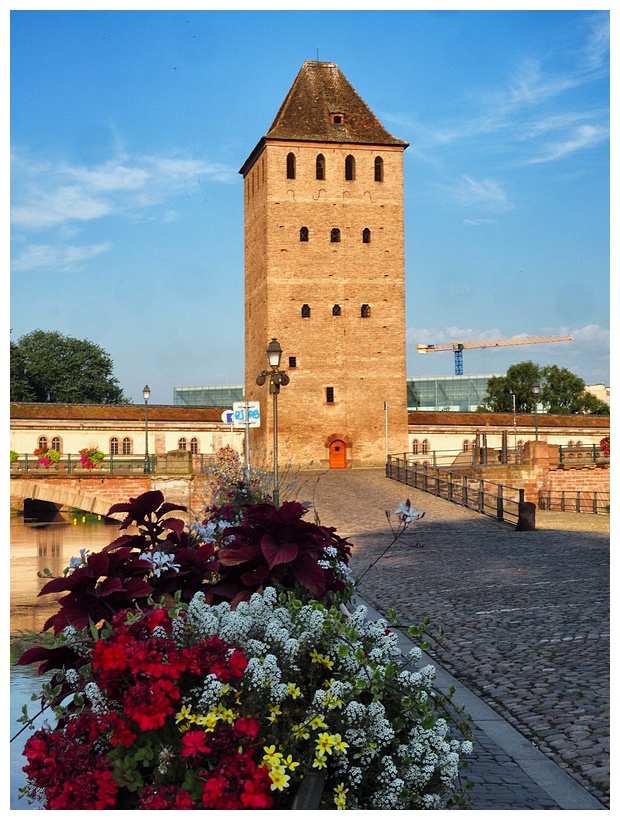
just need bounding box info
[478,361,609,416]
[10,330,129,404]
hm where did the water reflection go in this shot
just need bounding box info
[10,515,118,810]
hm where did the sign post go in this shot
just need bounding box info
[233,402,261,474]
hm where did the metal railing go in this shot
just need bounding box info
[538,489,610,515]
[11,454,157,475]
[408,446,525,469]
[558,445,609,467]
[386,453,525,525]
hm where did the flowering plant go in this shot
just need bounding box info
[600,436,610,457]
[33,447,61,467]
[79,446,105,469]
[10,450,19,464]
[15,489,473,810]
[19,589,471,810]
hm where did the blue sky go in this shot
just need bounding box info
[9,8,610,404]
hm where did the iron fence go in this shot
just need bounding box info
[538,489,610,515]
[558,445,609,467]
[386,453,524,525]
[408,446,524,469]
[11,454,156,475]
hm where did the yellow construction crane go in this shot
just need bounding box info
[415,335,573,375]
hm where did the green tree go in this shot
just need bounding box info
[10,330,129,404]
[479,360,609,416]
[479,361,542,413]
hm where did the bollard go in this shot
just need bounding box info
[515,501,536,531]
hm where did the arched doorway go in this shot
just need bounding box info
[329,440,347,469]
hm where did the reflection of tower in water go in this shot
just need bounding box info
[36,525,62,558]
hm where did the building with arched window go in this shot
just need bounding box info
[240,60,409,468]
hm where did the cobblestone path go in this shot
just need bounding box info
[297,468,610,809]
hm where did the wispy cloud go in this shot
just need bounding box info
[10,148,239,272]
[11,242,113,273]
[389,12,608,175]
[11,151,238,232]
[439,175,511,212]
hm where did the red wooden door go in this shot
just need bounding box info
[329,441,347,469]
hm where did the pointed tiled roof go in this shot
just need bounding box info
[240,61,407,174]
[266,61,408,147]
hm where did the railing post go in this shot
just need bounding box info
[463,475,468,508]
[478,479,485,513]
[67,454,71,474]
[497,484,504,521]
[576,491,581,513]
[593,492,598,515]
[559,445,564,465]
[448,472,453,503]
[24,454,29,475]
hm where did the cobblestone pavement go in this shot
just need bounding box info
[297,469,610,810]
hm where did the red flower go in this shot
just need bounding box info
[228,648,249,677]
[235,716,261,738]
[139,784,196,809]
[182,729,212,757]
[241,768,274,809]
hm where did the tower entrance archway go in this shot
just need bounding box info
[329,440,347,469]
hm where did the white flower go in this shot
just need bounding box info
[138,550,181,577]
[394,500,422,523]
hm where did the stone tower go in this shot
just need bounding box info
[240,61,409,470]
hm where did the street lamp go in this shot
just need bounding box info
[143,384,151,474]
[531,383,540,441]
[256,338,289,507]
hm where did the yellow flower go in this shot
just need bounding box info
[316,732,337,755]
[196,712,219,731]
[334,783,348,809]
[309,715,328,730]
[262,746,284,768]
[175,706,193,723]
[269,769,291,791]
[292,723,310,740]
[287,682,301,698]
[268,704,282,724]
[312,754,327,769]
[310,649,323,664]
[282,755,300,771]
[216,706,236,724]
[332,733,349,753]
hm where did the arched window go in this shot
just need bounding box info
[316,154,325,180]
[300,226,309,242]
[412,439,419,455]
[422,439,430,455]
[178,437,187,451]
[301,304,311,318]
[190,437,199,455]
[345,155,355,181]
[110,437,119,455]
[331,228,341,243]
[576,440,582,447]
[362,227,371,244]
[361,304,371,318]
[286,152,295,179]
[332,304,341,316]
[374,156,384,182]
[37,436,48,450]
[51,436,61,452]
[122,437,132,455]
[568,440,574,447]
[463,439,470,452]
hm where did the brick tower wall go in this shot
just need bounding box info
[244,141,409,468]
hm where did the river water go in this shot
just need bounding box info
[10,515,120,810]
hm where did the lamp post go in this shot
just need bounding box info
[256,338,289,507]
[143,384,151,474]
[531,383,540,441]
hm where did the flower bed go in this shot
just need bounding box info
[14,456,473,810]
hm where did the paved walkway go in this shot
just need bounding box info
[296,469,609,810]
